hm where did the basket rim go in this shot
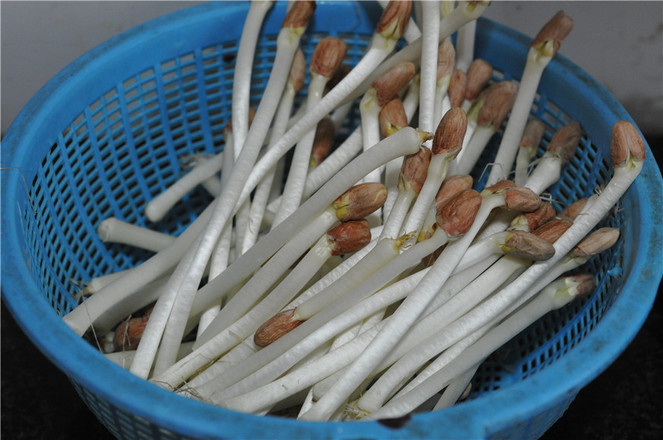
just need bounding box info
[2,2,662,438]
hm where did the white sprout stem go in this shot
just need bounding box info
[319,234,496,389]
[486,48,552,186]
[359,91,381,155]
[455,20,476,72]
[405,259,587,400]
[450,124,495,176]
[356,255,529,413]
[524,152,563,194]
[359,91,385,194]
[202,126,238,333]
[242,84,298,252]
[181,248,376,392]
[189,240,414,400]
[433,70,452,128]
[237,38,398,210]
[92,275,170,335]
[311,365,350,403]
[97,217,174,253]
[454,116,478,166]
[273,74,330,227]
[198,227,379,377]
[312,263,435,402]
[231,0,273,161]
[302,128,363,199]
[298,390,316,418]
[210,128,236,278]
[63,203,214,336]
[371,276,585,419]
[426,253,500,314]
[386,333,484,414]
[383,79,420,219]
[432,365,478,410]
[138,27,306,377]
[326,237,398,351]
[182,332,262,392]
[158,191,400,388]
[454,230,509,273]
[131,230,206,378]
[514,145,538,187]
[359,96,384,227]
[402,75,421,121]
[375,160,642,417]
[233,200,251,257]
[440,95,452,120]
[197,223,232,336]
[160,230,339,387]
[380,188,417,240]
[200,175,223,197]
[330,100,354,132]
[106,341,195,371]
[215,267,430,407]
[221,322,386,413]
[418,1,440,134]
[400,152,452,240]
[377,0,422,43]
[474,209,518,246]
[194,208,339,348]
[475,151,564,242]
[299,192,504,421]
[287,231,381,310]
[79,270,129,296]
[296,228,449,323]
[293,238,400,320]
[331,307,383,352]
[344,1,489,106]
[188,127,423,323]
[144,152,225,223]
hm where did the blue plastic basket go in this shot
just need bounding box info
[2,2,662,439]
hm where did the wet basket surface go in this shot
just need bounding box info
[2,2,662,439]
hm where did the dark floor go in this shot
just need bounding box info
[2,138,662,439]
[2,284,661,440]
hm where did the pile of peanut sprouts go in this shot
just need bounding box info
[65,0,647,422]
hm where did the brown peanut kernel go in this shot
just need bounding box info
[611,121,646,167]
[289,49,307,92]
[436,189,482,237]
[532,218,573,243]
[333,183,388,221]
[400,147,432,195]
[504,230,555,261]
[436,175,474,207]
[379,98,408,138]
[311,37,348,78]
[465,59,493,102]
[432,107,467,155]
[531,11,574,56]
[547,122,582,163]
[504,187,541,213]
[572,227,620,257]
[372,62,416,107]
[476,81,517,128]
[254,309,303,347]
[327,220,371,256]
[281,1,316,30]
[523,202,556,231]
[447,70,467,108]
[376,0,412,40]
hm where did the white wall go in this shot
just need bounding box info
[2,1,662,135]
[482,1,662,136]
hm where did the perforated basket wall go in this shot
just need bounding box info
[2,2,662,440]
